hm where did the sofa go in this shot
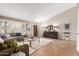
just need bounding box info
[0,39,29,56]
[0,44,29,56]
[0,33,27,42]
[9,33,24,42]
[9,33,27,42]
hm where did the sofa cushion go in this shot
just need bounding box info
[4,39,17,48]
[0,43,7,50]
[9,33,16,37]
[5,34,10,38]
[0,39,17,50]
[0,35,7,40]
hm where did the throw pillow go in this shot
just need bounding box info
[0,37,4,43]
[5,34,10,38]
[4,39,17,48]
[0,43,7,50]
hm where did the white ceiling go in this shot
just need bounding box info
[0,3,76,23]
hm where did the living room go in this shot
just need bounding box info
[0,3,78,56]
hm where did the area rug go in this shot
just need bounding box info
[18,38,52,55]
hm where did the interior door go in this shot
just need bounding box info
[34,25,38,37]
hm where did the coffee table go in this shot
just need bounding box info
[23,37,40,47]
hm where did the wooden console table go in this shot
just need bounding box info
[43,31,58,39]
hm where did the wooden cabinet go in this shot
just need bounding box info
[43,31,58,39]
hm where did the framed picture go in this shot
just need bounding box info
[64,23,70,30]
[26,24,32,30]
[47,25,53,31]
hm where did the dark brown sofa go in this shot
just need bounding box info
[0,44,29,56]
[0,33,29,56]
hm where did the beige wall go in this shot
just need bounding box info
[77,5,79,52]
[38,7,77,41]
